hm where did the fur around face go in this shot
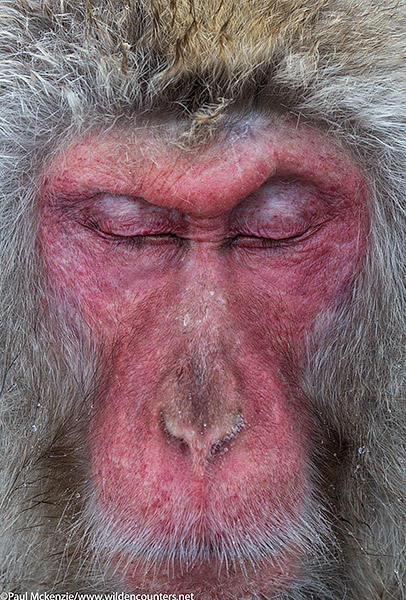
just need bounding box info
[0,0,405,598]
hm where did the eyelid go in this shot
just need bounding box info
[89,215,173,236]
[60,191,181,226]
[82,214,175,238]
[228,214,315,240]
[230,225,313,244]
[223,222,325,253]
[72,198,179,238]
[229,178,323,235]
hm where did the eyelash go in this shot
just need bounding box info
[83,218,313,253]
[222,227,313,252]
[223,235,290,250]
[111,232,186,250]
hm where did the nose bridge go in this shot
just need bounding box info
[179,247,228,338]
[176,285,228,431]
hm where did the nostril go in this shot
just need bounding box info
[161,413,190,457]
[160,410,243,464]
[209,411,243,458]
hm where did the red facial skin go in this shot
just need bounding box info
[38,119,368,597]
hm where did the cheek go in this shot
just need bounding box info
[224,223,366,358]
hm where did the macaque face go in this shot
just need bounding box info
[38,118,368,597]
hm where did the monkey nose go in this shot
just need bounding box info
[161,411,243,475]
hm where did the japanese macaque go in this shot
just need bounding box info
[0,0,405,598]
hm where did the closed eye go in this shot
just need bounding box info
[84,220,187,250]
[221,225,315,252]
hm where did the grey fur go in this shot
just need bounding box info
[0,0,405,597]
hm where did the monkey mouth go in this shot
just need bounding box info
[87,506,309,596]
[87,488,324,577]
